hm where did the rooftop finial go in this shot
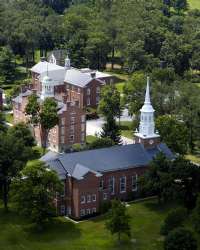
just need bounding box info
[144,76,151,104]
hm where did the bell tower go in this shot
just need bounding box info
[134,77,160,148]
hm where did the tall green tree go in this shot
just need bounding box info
[11,161,62,229]
[106,199,131,242]
[0,128,33,210]
[0,47,16,86]
[98,85,121,144]
[156,115,188,154]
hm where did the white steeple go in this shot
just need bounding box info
[135,77,159,139]
[41,75,55,100]
[65,54,71,70]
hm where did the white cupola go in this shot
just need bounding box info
[135,77,159,139]
[65,54,71,70]
[41,75,55,100]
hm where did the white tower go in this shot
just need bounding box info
[134,77,160,147]
[65,54,71,70]
[40,75,55,100]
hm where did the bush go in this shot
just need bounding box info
[88,137,114,150]
[161,207,187,235]
[164,228,197,250]
[99,200,112,214]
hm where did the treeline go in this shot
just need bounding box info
[1,0,200,73]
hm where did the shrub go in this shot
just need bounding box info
[160,207,187,235]
[164,228,197,250]
[88,137,114,150]
[99,200,112,214]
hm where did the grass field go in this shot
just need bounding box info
[188,0,200,9]
[0,199,180,250]
[118,121,133,139]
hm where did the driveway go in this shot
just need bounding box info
[86,109,133,145]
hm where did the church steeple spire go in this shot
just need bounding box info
[134,77,160,147]
[144,76,151,104]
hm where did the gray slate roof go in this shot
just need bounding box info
[41,143,174,180]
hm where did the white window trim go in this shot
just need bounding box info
[87,194,91,203]
[120,176,126,193]
[80,209,85,216]
[92,194,96,202]
[103,193,107,200]
[132,174,138,192]
[109,177,115,195]
[80,195,85,204]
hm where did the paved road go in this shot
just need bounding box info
[86,109,134,145]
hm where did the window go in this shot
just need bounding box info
[61,117,65,125]
[96,96,100,105]
[80,209,85,217]
[78,88,80,93]
[80,195,85,204]
[99,180,104,190]
[87,195,91,203]
[103,193,107,200]
[81,133,85,142]
[120,176,126,193]
[70,116,75,124]
[87,98,90,106]
[92,207,96,213]
[81,123,85,132]
[68,206,71,215]
[132,174,138,191]
[61,135,65,144]
[96,86,100,94]
[86,208,91,215]
[60,205,65,215]
[61,126,65,135]
[87,88,91,95]
[92,194,96,202]
[81,115,85,123]
[69,135,74,143]
[70,125,74,133]
[109,177,115,194]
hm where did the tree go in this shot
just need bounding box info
[142,153,173,204]
[98,85,122,144]
[0,47,16,86]
[161,207,187,235]
[8,123,35,147]
[26,95,58,153]
[0,129,33,210]
[192,193,200,233]
[11,161,62,229]
[173,0,188,13]
[156,115,188,154]
[164,228,197,250]
[106,199,131,242]
[88,137,114,149]
[40,97,59,152]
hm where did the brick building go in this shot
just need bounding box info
[13,74,86,152]
[31,56,118,109]
[41,77,174,219]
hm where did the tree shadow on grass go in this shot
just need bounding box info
[0,206,27,226]
[25,217,81,243]
[143,200,177,214]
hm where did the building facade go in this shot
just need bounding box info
[42,78,174,219]
[13,73,86,152]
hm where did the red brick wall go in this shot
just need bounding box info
[134,136,161,148]
[61,166,147,219]
[83,79,102,108]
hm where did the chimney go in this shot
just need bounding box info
[40,57,46,62]
[91,72,96,78]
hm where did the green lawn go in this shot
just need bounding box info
[86,135,97,144]
[0,199,180,250]
[188,0,200,9]
[118,121,133,139]
[186,154,200,164]
[4,113,13,124]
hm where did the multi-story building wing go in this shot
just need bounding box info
[41,77,174,219]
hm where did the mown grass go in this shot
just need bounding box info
[118,121,133,139]
[0,199,180,250]
[188,0,200,9]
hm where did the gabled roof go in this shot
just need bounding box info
[41,143,174,180]
[12,90,33,104]
[64,68,111,87]
[31,61,65,74]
